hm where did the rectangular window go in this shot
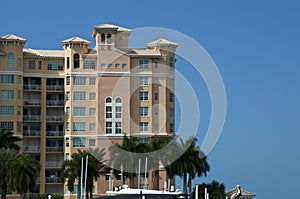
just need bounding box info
[89,123,95,131]
[66,122,70,131]
[89,139,96,146]
[1,75,14,84]
[115,122,122,134]
[115,63,120,68]
[108,64,112,68]
[89,108,96,116]
[106,106,112,118]
[83,60,96,69]
[139,77,149,86]
[47,62,63,70]
[66,77,70,85]
[66,153,70,160]
[122,64,127,69]
[154,61,158,68]
[74,107,86,117]
[66,107,70,116]
[139,60,149,70]
[170,123,174,133]
[106,122,112,134]
[74,92,86,101]
[101,63,106,68]
[105,169,111,180]
[73,137,85,147]
[139,122,148,132]
[18,58,22,68]
[139,107,149,117]
[38,61,42,70]
[0,106,14,116]
[154,93,158,100]
[115,106,122,118]
[154,123,159,131]
[29,60,35,69]
[1,90,14,100]
[74,77,86,85]
[66,138,70,147]
[17,106,21,115]
[66,92,70,100]
[154,107,159,116]
[89,93,96,100]
[169,93,174,102]
[89,78,96,85]
[18,91,21,99]
[139,91,149,101]
[73,122,86,131]
[169,79,175,89]
[18,75,21,84]
[0,122,13,131]
[170,108,174,117]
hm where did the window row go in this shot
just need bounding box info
[66,107,96,117]
[66,122,96,132]
[65,92,96,101]
[101,63,127,69]
[27,60,63,71]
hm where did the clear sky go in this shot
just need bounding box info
[1,0,300,198]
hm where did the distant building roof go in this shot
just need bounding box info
[92,24,131,37]
[1,34,26,43]
[226,187,256,199]
[127,49,162,57]
[147,38,178,47]
[23,48,64,58]
[61,37,91,45]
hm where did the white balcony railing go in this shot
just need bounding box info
[23,146,40,152]
[46,100,64,106]
[23,115,41,121]
[46,131,64,137]
[46,85,64,91]
[23,99,41,106]
[45,161,63,168]
[46,147,63,152]
[23,84,41,90]
[46,116,64,121]
[23,130,41,136]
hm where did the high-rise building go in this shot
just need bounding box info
[0,24,177,197]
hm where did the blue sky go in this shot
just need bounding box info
[1,0,300,198]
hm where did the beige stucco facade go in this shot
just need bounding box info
[0,24,177,198]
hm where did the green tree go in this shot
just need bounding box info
[0,149,18,199]
[5,154,41,199]
[191,180,225,199]
[0,129,22,150]
[166,137,210,195]
[61,149,106,199]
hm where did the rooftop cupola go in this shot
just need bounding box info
[147,38,178,53]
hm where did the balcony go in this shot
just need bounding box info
[45,161,63,168]
[45,177,62,183]
[46,116,64,122]
[23,115,41,121]
[23,130,41,136]
[46,100,64,106]
[46,131,64,137]
[24,99,41,106]
[46,85,64,91]
[23,84,41,91]
[46,146,63,152]
[23,146,40,152]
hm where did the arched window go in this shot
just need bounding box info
[73,53,80,69]
[8,52,14,68]
[107,34,111,44]
[106,97,112,103]
[115,97,122,103]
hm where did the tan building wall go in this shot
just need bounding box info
[0,24,177,198]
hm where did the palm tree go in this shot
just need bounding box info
[5,154,41,199]
[0,149,19,199]
[61,149,106,199]
[192,180,225,199]
[166,137,210,195]
[0,129,22,150]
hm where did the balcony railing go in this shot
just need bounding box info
[23,130,41,136]
[45,161,63,168]
[45,177,62,183]
[46,116,64,122]
[23,84,41,90]
[46,100,64,106]
[23,115,41,121]
[46,131,64,137]
[46,85,64,91]
[46,146,63,152]
[23,99,41,106]
[23,146,40,152]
